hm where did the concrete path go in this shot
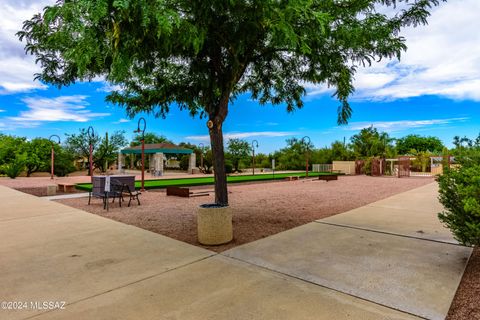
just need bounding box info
[225,182,472,320]
[43,193,89,201]
[0,182,471,320]
[0,185,415,320]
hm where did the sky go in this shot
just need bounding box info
[0,0,479,153]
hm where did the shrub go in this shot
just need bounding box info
[438,165,480,246]
[179,155,190,171]
[225,160,233,174]
[2,156,25,179]
[363,157,372,175]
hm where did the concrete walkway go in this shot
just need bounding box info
[0,182,471,320]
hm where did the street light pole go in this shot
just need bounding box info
[49,135,61,180]
[302,136,311,177]
[251,140,259,175]
[134,117,147,192]
[87,127,95,180]
[198,143,204,170]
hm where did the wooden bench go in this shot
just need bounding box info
[166,186,211,198]
[318,175,338,182]
[285,176,300,181]
[57,183,76,193]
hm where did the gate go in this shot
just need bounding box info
[355,160,365,175]
[371,158,383,176]
[398,156,411,178]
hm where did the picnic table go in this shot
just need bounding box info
[88,175,139,210]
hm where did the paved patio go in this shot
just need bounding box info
[0,182,472,320]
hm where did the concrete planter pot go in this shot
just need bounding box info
[197,204,233,245]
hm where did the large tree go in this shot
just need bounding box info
[226,138,251,172]
[18,0,442,205]
[23,138,52,176]
[65,128,127,173]
[351,126,393,158]
[396,134,444,155]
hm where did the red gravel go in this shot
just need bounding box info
[447,247,480,320]
[56,175,433,252]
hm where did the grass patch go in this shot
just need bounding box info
[76,172,338,191]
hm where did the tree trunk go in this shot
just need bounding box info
[209,120,228,205]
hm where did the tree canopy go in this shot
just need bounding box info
[65,128,128,173]
[350,126,394,158]
[18,0,443,204]
[130,133,172,147]
[395,134,444,155]
[226,138,251,172]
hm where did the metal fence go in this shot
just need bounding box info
[312,164,333,172]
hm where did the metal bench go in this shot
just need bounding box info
[318,175,338,182]
[166,186,211,198]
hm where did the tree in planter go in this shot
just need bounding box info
[19,0,442,205]
[226,138,251,173]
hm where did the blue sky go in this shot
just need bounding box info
[0,0,479,154]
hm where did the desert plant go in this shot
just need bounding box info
[438,164,480,246]
[2,155,26,179]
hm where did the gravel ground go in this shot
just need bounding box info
[57,175,433,252]
[447,247,480,320]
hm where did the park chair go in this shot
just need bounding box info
[110,179,141,207]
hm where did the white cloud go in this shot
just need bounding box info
[0,109,5,112]
[114,118,130,124]
[344,117,469,132]
[4,95,110,128]
[0,0,54,94]
[97,83,124,93]
[186,131,296,142]
[306,0,480,102]
[359,0,480,101]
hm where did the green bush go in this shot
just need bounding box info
[2,156,25,179]
[179,155,190,171]
[53,149,76,177]
[225,160,233,174]
[438,165,480,246]
[363,157,372,175]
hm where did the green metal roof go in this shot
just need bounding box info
[121,143,193,155]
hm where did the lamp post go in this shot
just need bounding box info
[198,143,204,169]
[302,136,311,177]
[49,135,61,180]
[134,117,147,191]
[87,126,95,179]
[251,140,259,175]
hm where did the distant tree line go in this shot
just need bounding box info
[0,125,463,178]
